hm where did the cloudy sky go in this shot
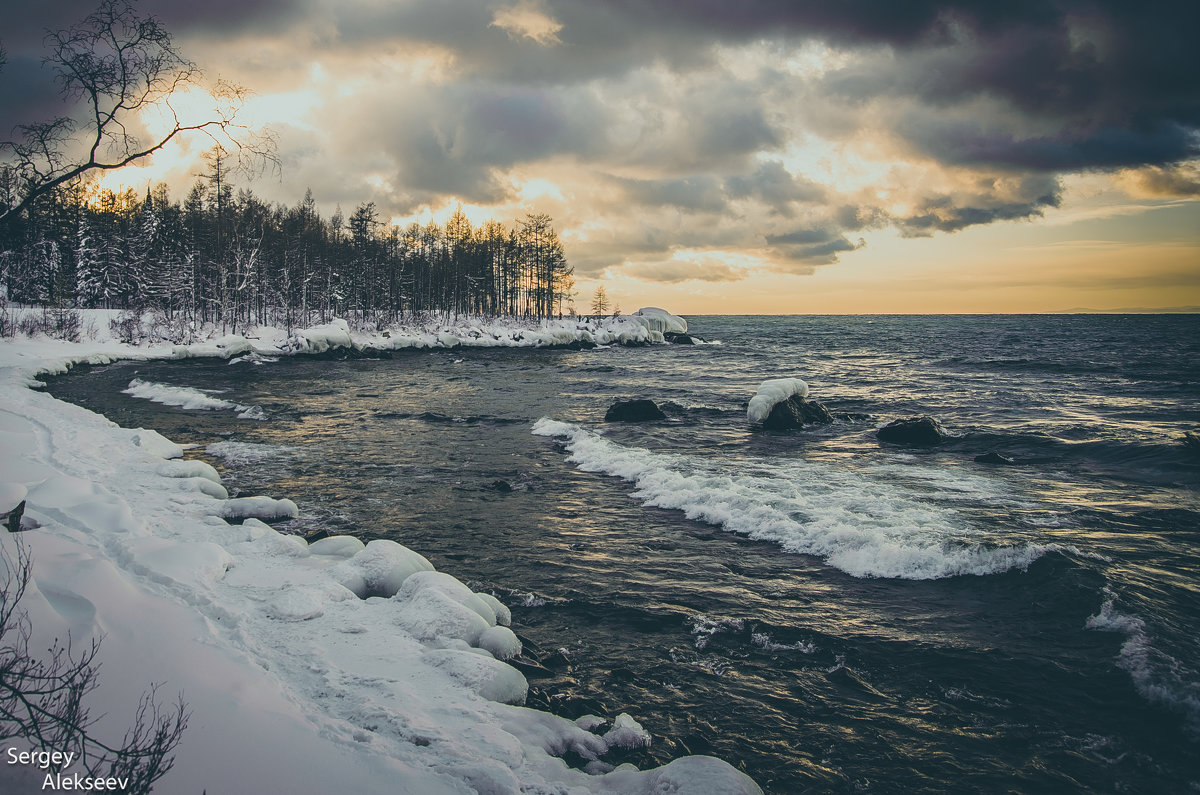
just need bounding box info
[3,0,1198,313]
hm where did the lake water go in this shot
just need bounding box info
[46,315,1200,793]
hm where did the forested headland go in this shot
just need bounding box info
[0,151,576,340]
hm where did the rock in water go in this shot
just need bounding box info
[762,395,834,430]
[974,451,1015,465]
[664,332,696,344]
[877,416,947,446]
[604,399,667,422]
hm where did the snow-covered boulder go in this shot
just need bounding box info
[747,377,833,429]
[424,648,529,704]
[307,535,366,557]
[603,713,652,749]
[331,538,434,598]
[288,319,354,354]
[220,495,300,521]
[632,307,688,334]
[478,626,523,660]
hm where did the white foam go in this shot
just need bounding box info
[124,378,266,419]
[205,440,296,465]
[747,377,809,424]
[751,633,815,654]
[532,418,1053,580]
[1085,589,1200,730]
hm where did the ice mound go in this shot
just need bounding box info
[631,306,688,334]
[220,495,301,521]
[477,592,512,626]
[124,379,265,419]
[157,458,222,484]
[331,538,434,598]
[286,318,354,353]
[603,712,652,749]
[747,377,809,424]
[478,626,523,660]
[424,648,529,704]
[307,535,366,557]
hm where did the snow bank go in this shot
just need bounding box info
[0,318,761,795]
[286,318,354,353]
[747,377,809,424]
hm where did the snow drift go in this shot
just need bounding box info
[0,318,759,794]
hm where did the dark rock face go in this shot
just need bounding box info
[974,451,1015,465]
[3,500,25,533]
[877,416,947,446]
[491,479,514,493]
[761,395,834,430]
[604,399,667,422]
[664,332,696,344]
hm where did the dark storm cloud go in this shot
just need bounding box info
[725,161,826,210]
[765,226,864,266]
[633,260,744,284]
[312,0,1200,177]
[613,175,728,213]
[0,55,66,138]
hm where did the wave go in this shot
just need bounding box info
[123,378,266,419]
[206,440,297,465]
[532,418,1058,580]
[1086,589,1200,733]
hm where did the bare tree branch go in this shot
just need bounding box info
[1,538,189,794]
[0,0,277,224]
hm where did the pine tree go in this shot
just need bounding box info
[591,284,609,315]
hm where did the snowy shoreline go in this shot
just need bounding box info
[0,310,759,794]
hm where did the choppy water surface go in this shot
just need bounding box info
[47,315,1200,793]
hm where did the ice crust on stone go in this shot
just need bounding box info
[220,495,301,521]
[747,377,809,424]
[0,313,761,795]
[603,713,652,749]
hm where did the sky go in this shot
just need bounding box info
[2,0,1198,314]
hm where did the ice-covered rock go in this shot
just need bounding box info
[477,592,512,626]
[747,378,808,424]
[287,319,354,354]
[424,648,528,704]
[603,712,652,749]
[331,538,434,598]
[478,626,523,660]
[220,495,300,521]
[747,377,833,430]
[632,307,688,334]
[157,458,222,485]
[307,535,366,557]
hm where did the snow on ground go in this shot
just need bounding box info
[0,312,759,794]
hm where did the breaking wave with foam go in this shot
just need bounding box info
[123,378,266,419]
[1086,589,1200,733]
[532,418,1055,580]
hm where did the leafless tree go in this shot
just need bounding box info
[0,539,189,794]
[0,0,276,223]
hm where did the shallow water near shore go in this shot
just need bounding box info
[46,315,1200,792]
